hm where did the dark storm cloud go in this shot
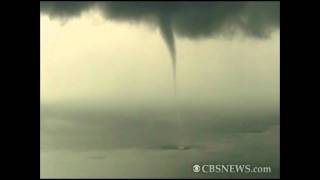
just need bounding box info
[40,1,93,18]
[40,1,279,39]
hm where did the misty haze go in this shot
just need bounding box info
[40,2,279,178]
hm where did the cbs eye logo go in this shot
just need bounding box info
[193,164,201,173]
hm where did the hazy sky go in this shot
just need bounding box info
[41,11,279,107]
[40,2,279,178]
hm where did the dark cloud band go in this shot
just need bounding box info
[40,2,279,38]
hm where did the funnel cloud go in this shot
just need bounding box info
[158,16,176,94]
[40,1,279,95]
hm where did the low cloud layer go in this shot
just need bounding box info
[40,2,279,39]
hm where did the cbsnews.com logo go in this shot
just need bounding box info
[192,164,272,174]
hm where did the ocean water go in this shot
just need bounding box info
[40,100,279,178]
